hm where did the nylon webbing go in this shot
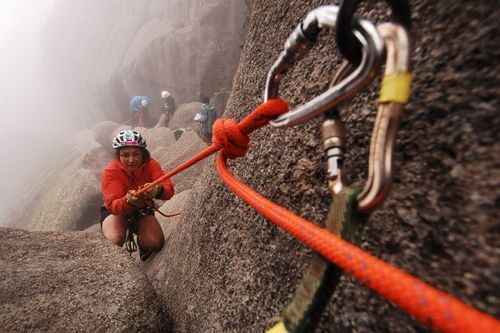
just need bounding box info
[273,187,365,333]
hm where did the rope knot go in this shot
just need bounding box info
[212,118,250,159]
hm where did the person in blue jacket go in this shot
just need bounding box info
[129,96,152,127]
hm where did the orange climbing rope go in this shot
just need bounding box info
[216,153,499,333]
[134,99,499,333]
[143,198,181,218]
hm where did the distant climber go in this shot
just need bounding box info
[100,130,175,261]
[129,96,152,127]
[161,90,176,127]
[193,96,217,144]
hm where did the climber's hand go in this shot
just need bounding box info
[144,183,162,199]
[126,190,144,207]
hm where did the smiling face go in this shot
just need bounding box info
[118,147,144,171]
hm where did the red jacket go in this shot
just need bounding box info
[101,158,174,215]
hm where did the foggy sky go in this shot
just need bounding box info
[0,0,79,219]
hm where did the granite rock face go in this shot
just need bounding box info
[166,102,203,131]
[152,129,209,194]
[2,130,110,231]
[0,227,169,332]
[147,0,499,332]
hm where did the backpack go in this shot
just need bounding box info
[194,103,217,142]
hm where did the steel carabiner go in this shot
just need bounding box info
[356,22,412,212]
[264,5,384,128]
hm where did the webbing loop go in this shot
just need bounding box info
[275,187,364,333]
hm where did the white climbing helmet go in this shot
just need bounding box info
[141,98,150,108]
[161,90,170,99]
[112,130,147,149]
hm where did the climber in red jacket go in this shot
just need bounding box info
[101,129,174,260]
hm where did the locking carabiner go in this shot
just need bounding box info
[321,61,354,196]
[356,22,412,212]
[265,5,384,128]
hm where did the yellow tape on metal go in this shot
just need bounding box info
[266,322,288,333]
[378,72,413,104]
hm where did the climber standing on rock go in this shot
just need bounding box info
[129,96,152,127]
[100,130,175,261]
[161,90,176,127]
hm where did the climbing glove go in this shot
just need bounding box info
[144,183,163,199]
[126,190,144,207]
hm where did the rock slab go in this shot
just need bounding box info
[0,227,169,332]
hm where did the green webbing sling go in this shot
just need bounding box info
[269,187,367,333]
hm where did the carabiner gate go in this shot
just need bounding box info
[265,5,384,128]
